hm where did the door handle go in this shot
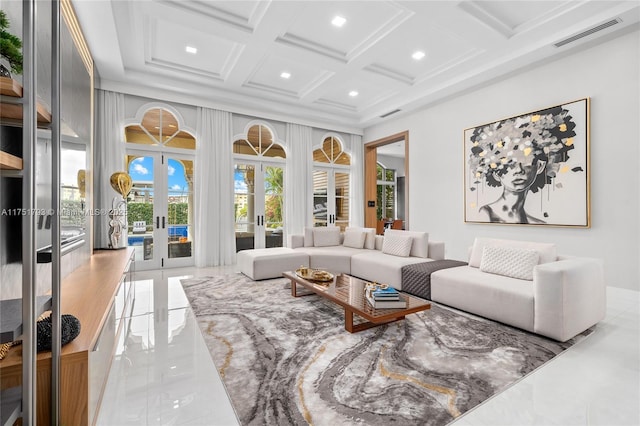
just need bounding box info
[156,216,159,229]
[162,216,165,229]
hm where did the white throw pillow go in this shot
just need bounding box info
[343,229,366,249]
[345,227,376,249]
[384,229,429,258]
[469,237,556,268]
[313,227,341,247]
[479,246,539,281]
[382,233,413,257]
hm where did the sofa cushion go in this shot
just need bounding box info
[313,227,340,247]
[346,227,376,249]
[384,229,429,258]
[343,229,366,249]
[480,246,539,281]
[431,265,534,332]
[294,246,364,275]
[351,251,430,289]
[382,233,413,257]
[469,237,556,268]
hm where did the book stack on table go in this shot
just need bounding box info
[365,286,407,309]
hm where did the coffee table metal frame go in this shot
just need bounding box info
[283,271,431,333]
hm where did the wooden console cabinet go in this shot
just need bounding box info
[0,248,134,425]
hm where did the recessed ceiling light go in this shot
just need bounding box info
[280,72,291,79]
[185,46,198,54]
[412,50,426,60]
[332,16,346,27]
[349,90,359,97]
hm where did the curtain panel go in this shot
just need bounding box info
[349,134,364,227]
[94,90,125,249]
[194,108,236,267]
[284,123,313,244]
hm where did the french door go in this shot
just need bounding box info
[127,150,195,270]
[313,167,350,230]
[234,160,284,251]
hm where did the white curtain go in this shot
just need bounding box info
[349,134,364,227]
[284,123,313,244]
[94,90,125,249]
[194,107,236,267]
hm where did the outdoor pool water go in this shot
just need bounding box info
[127,225,188,246]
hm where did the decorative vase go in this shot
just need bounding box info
[108,197,127,249]
[107,172,132,249]
[110,172,132,198]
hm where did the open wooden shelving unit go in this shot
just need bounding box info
[0,76,51,170]
[0,249,135,425]
[0,150,22,170]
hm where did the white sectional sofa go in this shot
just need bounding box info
[290,227,445,289]
[431,237,606,342]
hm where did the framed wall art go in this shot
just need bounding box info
[464,98,590,227]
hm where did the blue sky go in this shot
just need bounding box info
[129,157,188,194]
[234,170,248,193]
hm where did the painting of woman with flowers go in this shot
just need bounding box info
[464,98,590,227]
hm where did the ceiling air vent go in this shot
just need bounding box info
[554,19,621,48]
[380,109,401,118]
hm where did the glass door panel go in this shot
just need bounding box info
[335,172,350,231]
[264,166,283,248]
[127,152,195,269]
[313,170,328,227]
[313,169,349,230]
[127,155,157,267]
[234,162,284,250]
[166,157,194,263]
[235,163,256,251]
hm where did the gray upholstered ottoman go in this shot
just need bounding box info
[237,247,309,280]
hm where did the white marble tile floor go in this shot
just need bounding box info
[96,266,640,426]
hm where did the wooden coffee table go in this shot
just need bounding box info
[283,271,431,333]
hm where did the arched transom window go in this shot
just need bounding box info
[313,136,350,165]
[125,108,195,150]
[233,124,286,158]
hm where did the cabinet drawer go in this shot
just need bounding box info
[88,302,116,423]
[114,275,126,322]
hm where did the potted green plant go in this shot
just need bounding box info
[0,10,23,78]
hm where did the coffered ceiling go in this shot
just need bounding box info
[73,0,640,130]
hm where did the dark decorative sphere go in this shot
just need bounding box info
[36,314,81,352]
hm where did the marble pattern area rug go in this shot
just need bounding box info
[180,273,591,426]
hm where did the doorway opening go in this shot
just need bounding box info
[364,131,408,231]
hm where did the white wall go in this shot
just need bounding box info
[363,30,640,291]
